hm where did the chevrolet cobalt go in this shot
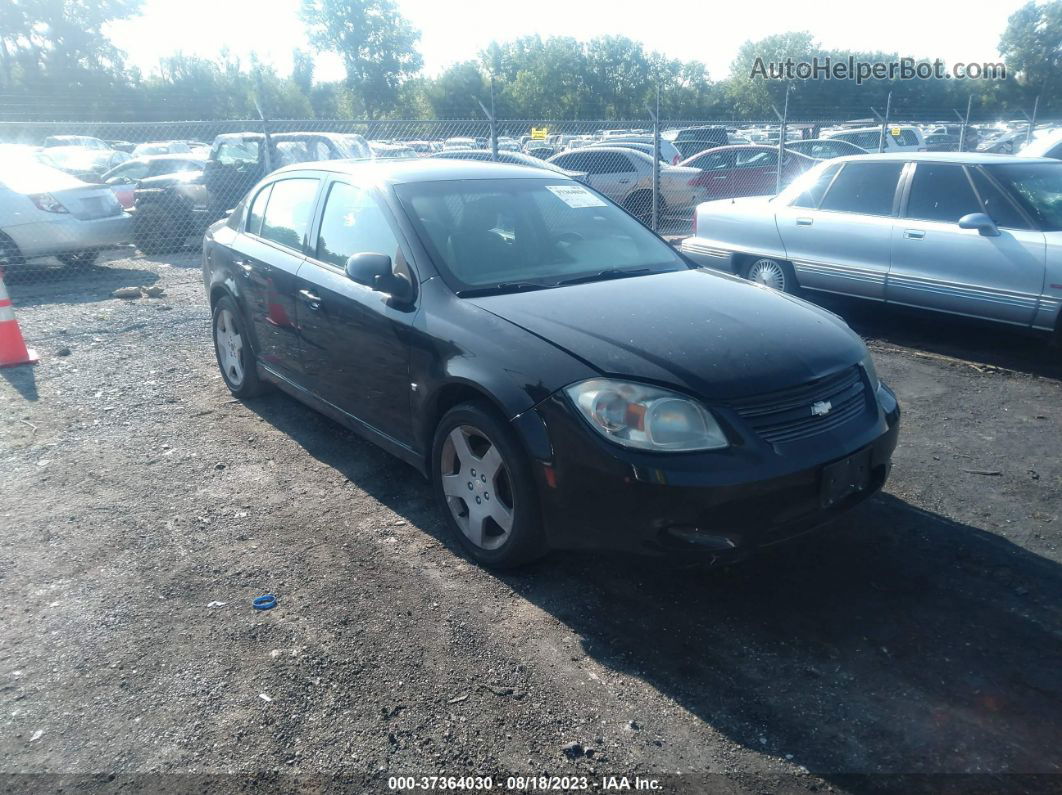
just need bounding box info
[202,160,899,568]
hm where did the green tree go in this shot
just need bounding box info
[999,0,1062,111]
[299,0,423,119]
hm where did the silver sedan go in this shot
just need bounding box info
[0,159,131,268]
[681,153,1062,335]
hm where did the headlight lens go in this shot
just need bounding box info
[861,354,880,392]
[565,378,728,451]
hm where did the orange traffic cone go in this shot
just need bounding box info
[0,269,38,367]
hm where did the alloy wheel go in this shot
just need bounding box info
[215,308,245,387]
[747,258,787,291]
[439,425,516,551]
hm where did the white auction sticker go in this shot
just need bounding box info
[546,184,607,208]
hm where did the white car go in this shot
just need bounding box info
[1018,129,1062,160]
[823,126,926,153]
[0,159,131,268]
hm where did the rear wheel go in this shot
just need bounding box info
[212,295,265,398]
[432,402,545,568]
[743,257,797,294]
[134,202,184,255]
[58,251,98,268]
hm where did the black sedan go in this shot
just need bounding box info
[202,160,900,568]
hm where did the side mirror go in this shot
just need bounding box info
[345,252,413,303]
[958,212,999,237]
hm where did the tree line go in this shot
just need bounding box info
[0,0,1059,122]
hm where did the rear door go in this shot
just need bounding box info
[295,179,417,445]
[887,162,1044,324]
[775,161,904,300]
[580,151,642,203]
[233,176,321,378]
[688,149,737,198]
[731,149,777,196]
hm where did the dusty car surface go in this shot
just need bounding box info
[202,159,899,568]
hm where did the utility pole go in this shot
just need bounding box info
[771,84,791,195]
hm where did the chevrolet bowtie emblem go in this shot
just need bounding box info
[811,400,833,417]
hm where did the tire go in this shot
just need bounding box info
[211,295,265,398]
[432,402,546,569]
[58,251,98,268]
[134,202,183,255]
[623,190,662,227]
[0,233,25,269]
[742,256,798,294]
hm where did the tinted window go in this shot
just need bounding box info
[584,151,635,174]
[315,182,402,269]
[259,178,319,250]
[838,132,880,150]
[790,163,841,208]
[892,130,920,147]
[106,162,149,183]
[968,169,1028,229]
[819,162,903,215]
[247,184,272,236]
[551,152,588,172]
[905,164,981,223]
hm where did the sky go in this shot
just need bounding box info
[106,0,1028,82]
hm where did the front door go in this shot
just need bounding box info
[295,180,417,445]
[888,162,1045,325]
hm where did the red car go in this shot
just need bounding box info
[682,145,819,199]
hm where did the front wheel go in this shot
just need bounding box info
[212,295,265,398]
[743,257,797,294]
[432,402,545,568]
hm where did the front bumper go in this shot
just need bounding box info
[6,213,133,258]
[514,382,900,560]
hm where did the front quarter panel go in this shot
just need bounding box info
[681,198,785,273]
[409,277,597,453]
[1038,231,1062,331]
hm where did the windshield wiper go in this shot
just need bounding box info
[456,282,553,297]
[557,267,653,286]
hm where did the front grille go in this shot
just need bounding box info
[729,366,868,445]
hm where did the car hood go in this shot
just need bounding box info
[467,269,866,400]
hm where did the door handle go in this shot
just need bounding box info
[796,217,813,226]
[904,229,926,240]
[712,175,727,181]
[618,179,630,184]
[298,288,322,309]
[234,259,254,276]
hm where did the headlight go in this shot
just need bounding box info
[861,355,880,392]
[564,378,728,452]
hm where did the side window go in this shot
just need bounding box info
[259,178,319,250]
[819,162,903,216]
[552,153,584,172]
[692,152,732,170]
[893,130,920,147]
[246,184,272,236]
[106,162,149,183]
[791,163,840,208]
[315,182,403,271]
[968,169,1029,229]
[585,152,635,175]
[736,149,776,168]
[1046,142,1062,160]
[905,164,981,223]
[216,140,259,166]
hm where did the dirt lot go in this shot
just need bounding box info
[1,251,1060,794]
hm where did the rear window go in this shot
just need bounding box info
[891,129,921,147]
[818,162,903,216]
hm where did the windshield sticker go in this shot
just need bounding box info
[546,184,607,208]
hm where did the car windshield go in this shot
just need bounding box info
[394,178,687,292]
[985,162,1062,231]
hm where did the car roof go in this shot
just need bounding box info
[269,157,572,184]
[825,152,1059,165]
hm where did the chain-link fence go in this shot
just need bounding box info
[1,113,1059,293]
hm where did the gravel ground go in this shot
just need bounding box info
[1,251,1060,794]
